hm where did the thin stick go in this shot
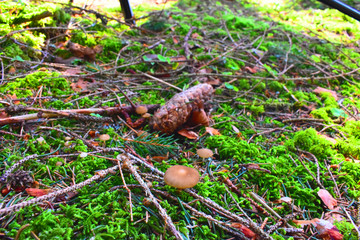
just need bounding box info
[343,207,360,237]
[297,155,325,189]
[185,189,273,240]
[140,72,182,92]
[117,160,133,222]
[120,155,183,240]
[153,189,248,239]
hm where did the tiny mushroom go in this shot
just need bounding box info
[164,165,200,189]
[142,113,151,118]
[99,134,110,141]
[197,148,213,159]
[136,106,148,115]
[99,134,110,147]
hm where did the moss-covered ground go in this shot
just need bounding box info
[1,0,360,239]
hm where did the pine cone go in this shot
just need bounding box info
[5,170,34,190]
[149,84,213,133]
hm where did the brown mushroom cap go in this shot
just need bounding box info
[197,148,213,158]
[142,113,151,118]
[164,165,200,189]
[99,134,110,141]
[136,106,148,115]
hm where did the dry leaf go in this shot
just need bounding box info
[8,66,16,74]
[61,67,83,76]
[26,188,52,197]
[172,36,179,44]
[318,189,337,210]
[70,79,91,92]
[230,223,256,238]
[313,87,338,100]
[0,111,8,119]
[205,127,221,136]
[315,219,343,240]
[231,125,240,133]
[152,155,169,162]
[7,93,20,105]
[68,41,103,61]
[324,207,344,223]
[293,219,318,226]
[245,66,259,74]
[191,32,201,39]
[177,129,199,139]
[190,109,209,126]
[273,197,293,204]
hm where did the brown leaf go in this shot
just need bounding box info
[205,78,222,86]
[189,109,209,126]
[0,111,8,119]
[274,196,293,204]
[325,207,344,223]
[314,219,343,240]
[8,66,16,74]
[318,189,337,210]
[172,36,179,44]
[191,32,201,39]
[7,93,20,104]
[152,155,168,162]
[68,41,102,61]
[313,87,338,100]
[70,79,91,92]
[230,223,256,238]
[61,67,83,76]
[26,188,52,197]
[293,219,318,226]
[245,66,259,74]
[177,129,199,139]
[205,127,221,136]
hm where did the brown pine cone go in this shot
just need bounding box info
[149,83,213,134]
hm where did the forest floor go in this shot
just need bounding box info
[1,0,360,239]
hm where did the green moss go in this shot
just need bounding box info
[310,107,332,122]
[1,71,71,98]
[286,128,335,159]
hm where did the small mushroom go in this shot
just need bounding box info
[196,148,213,158]
[142,113,151,118]
[99,134,110,147]
[136,106,148,115]
[99,134,110,141]
[164,165,200,189]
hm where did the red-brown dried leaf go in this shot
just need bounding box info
[245,66,259,74]
[313,87,338,100]
[70,79,91,92]
[230,223,256,238]
[26,188,52,197]
[190,109,209,126]
[150,84,213,133]
[1,187,11,196]
[177,129,199,139]
[318,189,337,210]
[315,219,343,240]
[68,41,103,61]
[205,127,221,136]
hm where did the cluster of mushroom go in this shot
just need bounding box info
[163,148,214,189]
[136,106,151,119]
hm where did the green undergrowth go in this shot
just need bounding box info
[1,0,360,239]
